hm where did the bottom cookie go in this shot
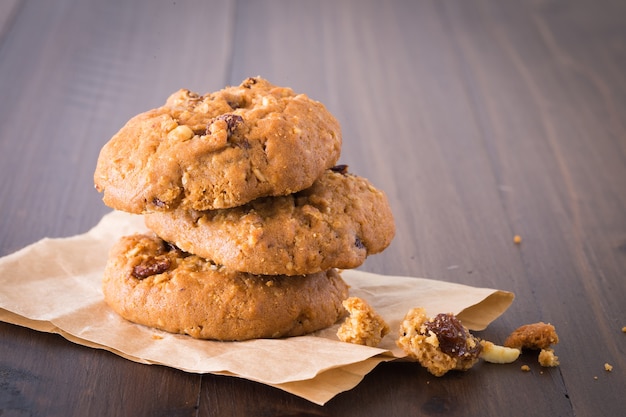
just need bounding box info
[102,234,349,341]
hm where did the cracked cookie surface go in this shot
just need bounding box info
[102,234,349,341]
[94,77,341,213]
[144,168,396,275]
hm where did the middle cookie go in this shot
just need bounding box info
[144,167,395,275]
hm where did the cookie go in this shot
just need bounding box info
[144,167,395,275]
[94,77,342,213]
[102,233,349,341]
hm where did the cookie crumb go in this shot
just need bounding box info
[513,235,522,244]
[538,348,559,367]
[604,363,613,372]
[521,364,531,372]
[621,326,626,333]
[594,376,598,380]
[337,297,389,347]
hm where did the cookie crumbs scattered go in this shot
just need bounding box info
[521,365,531,372]
[604,363,613,372]
[513,235,522,244]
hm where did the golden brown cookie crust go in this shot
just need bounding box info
[144,168,396,275]
[94,77,342,213]
[102,234,349,340]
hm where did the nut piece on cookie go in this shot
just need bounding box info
[396,308,482,377]
[504,322,559,350]
[337,297,389,347]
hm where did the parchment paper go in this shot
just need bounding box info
[0,211,514,405]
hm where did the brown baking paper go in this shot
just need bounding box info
[0,211,514,405]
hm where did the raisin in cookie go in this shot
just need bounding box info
[144,167,395,275]
[94,77,342,213]
[102,234,349,341]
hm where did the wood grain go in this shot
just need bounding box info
[0,0,21,42]
[0,0,235,256]
[442,2,626,415]
[1,0,625,416]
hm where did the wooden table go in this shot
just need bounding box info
[1,1,624,415]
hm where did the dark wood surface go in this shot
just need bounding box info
[1,0,625,416]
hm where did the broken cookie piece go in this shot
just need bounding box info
[504,322,559,350]
[396,308,482,376]
[337,297,389,347]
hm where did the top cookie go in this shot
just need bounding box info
[94,77,342,213]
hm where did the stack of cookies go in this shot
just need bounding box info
[94,77,395,341]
